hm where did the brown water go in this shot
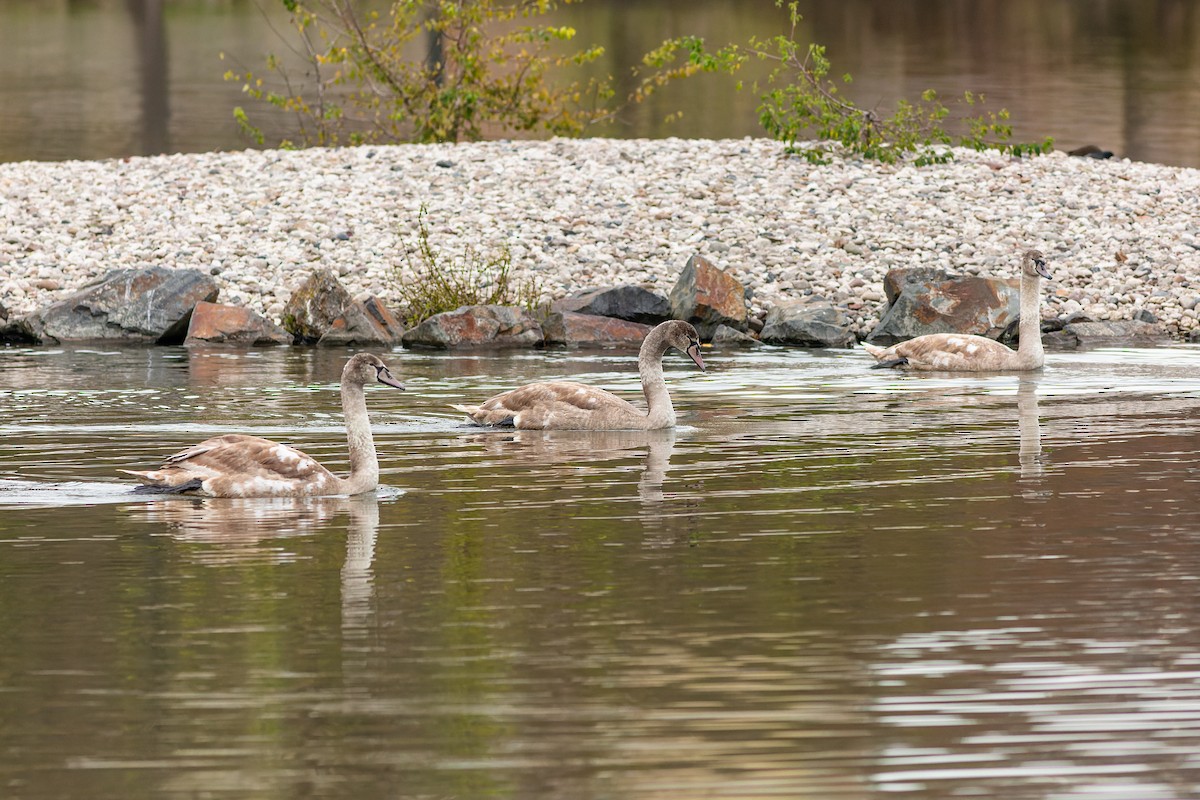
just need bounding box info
[1,0,1199,166]
[3,344,1200,798]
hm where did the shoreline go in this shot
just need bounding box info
[2,138,1198,339]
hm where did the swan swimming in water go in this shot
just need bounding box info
[121,353,403,497]
[452,320,705,430]
[862,249,1052,372]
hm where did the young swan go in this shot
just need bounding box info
[453,319,705,430]
[862,249,1052,371]
[121,353,404,497]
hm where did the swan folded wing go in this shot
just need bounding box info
[891,334,1019,371]
[124,434,339,496]
[455,381,642,429]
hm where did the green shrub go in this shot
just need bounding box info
[392,208,540,326]
[224,0,734,147]
[744,2,1054,164]
[226,0,1050,165]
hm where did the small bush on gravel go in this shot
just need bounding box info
[391,208,540,326]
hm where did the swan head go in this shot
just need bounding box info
[1023,249,1052,280]
[658,320,706,372]
[343,353,405,390]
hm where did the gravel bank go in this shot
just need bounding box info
[2,138,1198,338]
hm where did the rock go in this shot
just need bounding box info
[760,301,857,348]
[1044,319,1168,349]
[668,254,748,338]
[29,266,218,344]
[318,295,403,347]
[866,270,1020,346]
[401,304,543,349]
[882,266,955,305]
[0,299,7,324]
[281,268,356,344]
[710,324,761,347]
[362,297,404,341]
[184,301,292,346]
[542,311,653,347]
[1068,144,1114,159]
[0,315,44,344]
[553,285,672,326]
[997,317,1065,348]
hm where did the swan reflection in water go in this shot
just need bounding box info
[461,427,683,540]
[126,492,387,631]
[1017,376,1045,485]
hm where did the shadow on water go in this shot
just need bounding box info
[3,344,1200,798]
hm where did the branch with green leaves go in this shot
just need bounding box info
[745,1,1054,164]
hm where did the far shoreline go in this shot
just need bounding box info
[2,138,1198,340]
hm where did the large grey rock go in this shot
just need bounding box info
[553,285,672,326]
[27,266,218,344]
[669,254,748,338]
[760,301,856,348]
[401,304,543,349]
[867,269,1020,346]
[709,324,761,347]
[1044,319,1167,349]
[542,311,653,347]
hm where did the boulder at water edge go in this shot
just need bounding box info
[184,301,292,346]
[759,301,856,348]
[669,254,748,338]
[553,285,672,326]
[282,269,400,346]
[17,266,218,344]
[318,296,404,347]
[401,304,543,349]
[866,269,1019,346]
[542,311,653,347]
[709,324,761,347]
[282,269,355,343]
[1044,319,1167,349]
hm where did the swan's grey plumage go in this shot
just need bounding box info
[862,249,1052,371]
[121,353,403,497]
[452,320,705,430]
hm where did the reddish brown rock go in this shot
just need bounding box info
[362,297,404,341]
[542,311,653,347]
[400,304,543,349]
[318,296,403,346]
[867,270,1020,346]
[184,301,292,346]
[668,254,748,338]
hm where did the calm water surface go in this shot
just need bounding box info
[2,344,1200,798]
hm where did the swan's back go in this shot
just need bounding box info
[453,381,644,430]
[121,434,341,497]
[866,334,1024,371]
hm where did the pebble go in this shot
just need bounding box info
[1,138,1198,338]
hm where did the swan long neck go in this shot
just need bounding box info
[1017,270,1045,368]
[340,378,379,494]
[638,328,675,428]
